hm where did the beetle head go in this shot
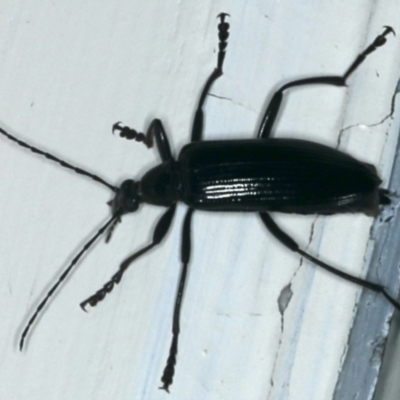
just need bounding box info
[111,179,141,215]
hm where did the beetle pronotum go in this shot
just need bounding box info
[0,14,398,392]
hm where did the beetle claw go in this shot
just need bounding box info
[383,25,396,36]
[112,121,122,134]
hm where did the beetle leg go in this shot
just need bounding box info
[112,118,172,161]
[146,119,172,161]
[257,26,395,139]
[343,26,395,80]
[160,207,194,392]
[257,76,345,139]
[191,13,230,142]
[259,212,400,311]
[79,204,176,310]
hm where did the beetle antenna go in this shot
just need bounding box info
[0,127,117,192]
[19,213,119,350]
[105,215,121,243]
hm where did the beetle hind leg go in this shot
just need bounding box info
[257,26,395,139]
[259,212,400,311]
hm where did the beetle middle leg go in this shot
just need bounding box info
[259,212,400,311]
[257,26,395,139]
[191,13,230,142]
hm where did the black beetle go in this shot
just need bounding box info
[0,13,398,392]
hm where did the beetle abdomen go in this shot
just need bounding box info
[178,139,381,215]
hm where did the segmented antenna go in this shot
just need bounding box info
[19,213,120,350]
[0,127,117,192]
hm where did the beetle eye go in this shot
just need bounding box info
[125,197,139,212]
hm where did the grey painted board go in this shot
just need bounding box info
[0,1,399,400]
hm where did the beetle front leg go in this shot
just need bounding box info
[159,207,194,392]
[191,13,230,142]
[259,212,400,311]
[257,26,395,139]
[112,118,172,161]
[80,204,176,310]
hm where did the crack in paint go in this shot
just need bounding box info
[266,218,318,397]
[208,93,257,113]
[339,77,400,139]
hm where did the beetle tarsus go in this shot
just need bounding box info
[159,337,178,392]
[343,25,395,80]
[112,121,150,147]
[217,13,230,70]
[80,276,120,310]
[190,13,230,142]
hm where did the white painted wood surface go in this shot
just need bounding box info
[0,2,399,400]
